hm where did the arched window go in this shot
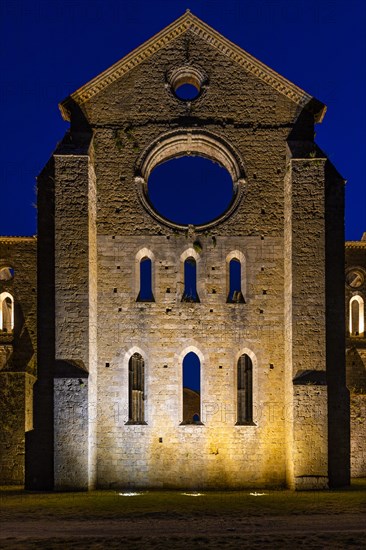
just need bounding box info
[349,295,365,336]
[182,257,199,302]
[237,354,253,424]
[135,249,155,302]
[137,257,154,302]
[182,352,201,424]
[227,258,245,303]
[128,353,145,424]
[0,292,14,332]
[226,251,246,303]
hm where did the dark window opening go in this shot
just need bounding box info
[128,353,145,424]
[237,354,253,424]
[182,257,199,303]
[137,257,154,302]
[227,258,244,303]
[182,352,201,424]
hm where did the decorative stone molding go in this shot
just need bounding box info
[60,11,325,122]
[134,128,246,231]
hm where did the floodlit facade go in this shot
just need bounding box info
[1,12,363,489]
[345,234,366,477]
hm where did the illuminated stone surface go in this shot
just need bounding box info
[1,13,363,490]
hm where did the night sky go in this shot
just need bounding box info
[1,0,365,239]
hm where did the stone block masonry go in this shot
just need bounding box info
[0,12,354,489]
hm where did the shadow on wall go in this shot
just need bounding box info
[346,348,366,393]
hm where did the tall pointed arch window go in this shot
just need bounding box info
[182,351,201,424]
[0,292,14,332]
[182,257,199,303]
[137,257,154,301]
[226,251,246,303]
[135,249,155,302]
[237,354,253,424]
[128,353,146,424]
[349,295,365,337]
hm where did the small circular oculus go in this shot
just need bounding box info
[346,269,365,288]
[169,66,205,102]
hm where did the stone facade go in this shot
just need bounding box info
[1,12,361,489]
[0,237,37,483]
[345,234,366,477]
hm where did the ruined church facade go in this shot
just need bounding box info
[1,13,358,489]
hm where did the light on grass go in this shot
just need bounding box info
[250,492,267,496]
[118,493,144,497]
[182,492,205,497]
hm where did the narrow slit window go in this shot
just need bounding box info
[228,259,244,303]
[182,352,201,424]
[182,257,199,302]
[237,354,253,424]
[128,353,145,424]
[137,257,154,302]
[0,293,14,332]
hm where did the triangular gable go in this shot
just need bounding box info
[59,10,326,122]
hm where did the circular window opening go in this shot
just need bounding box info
[346,269,365,288]
[169,66,204,102]
[0,267,14,281]
[175,83,200,101]
[147,156,234,226]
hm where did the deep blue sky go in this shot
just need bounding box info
[0,0,365,240]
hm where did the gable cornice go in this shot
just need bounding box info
[346,241,366,249]
[0,236,37,242]
[59,11,325,122]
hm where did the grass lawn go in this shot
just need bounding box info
[1,480,365,548]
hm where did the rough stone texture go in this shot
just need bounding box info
[54,377,89,490]
[25,161,55,490]
[325,164,349,487]
[96,234,287,488]
[350,393,366,477]
[0,372,35,483]
[0,237,37,484]
[0,15,354,489]
[39,17,347,490]
[292,386,328,489]
[345,237,366,477]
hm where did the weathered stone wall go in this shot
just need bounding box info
[284,156,330,488]
[96,234,287,488]
[0,237,37,484]
[292,386,328,489]
[0,237,37,374]
[54,377,89,490]
[0,372,35,483]
[350,393,366,477]
[52,148,97,490]
[37,16,347,489]
[346,238,366,478]
[25,161,55,490]
[0,17,357,490]
[325,163,349,488]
